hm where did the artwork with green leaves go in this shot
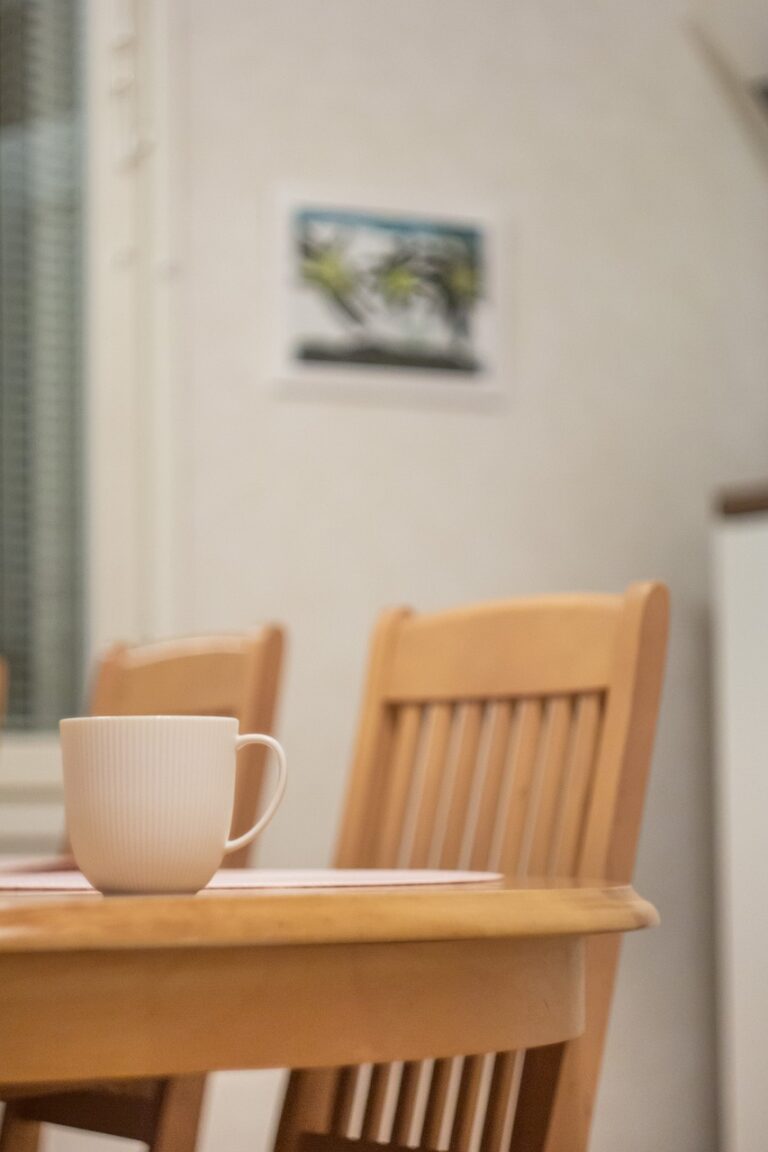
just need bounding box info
[281,203,494,388]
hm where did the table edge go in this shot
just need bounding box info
[0,881,658,954]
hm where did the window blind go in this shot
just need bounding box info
[0,0,83,729]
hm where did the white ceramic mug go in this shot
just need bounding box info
[60,716,287,894]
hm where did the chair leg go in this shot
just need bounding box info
[0,1106,42,1152]
[273,1070,338,1152]
[150,1076,207,1152]
[508,1043,567,1152]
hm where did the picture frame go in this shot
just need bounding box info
[272,190,504,407]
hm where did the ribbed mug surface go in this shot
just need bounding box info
[61,716,240,893]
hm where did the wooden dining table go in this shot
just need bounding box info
[0,874,657,1087]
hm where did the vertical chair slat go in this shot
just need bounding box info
[439,705,484,868]
[469,703,514,871]
[449,1057,486,1152]
[410,705,454,868]
[417,702,489,1150]
[496,700,544,875]
[335,610,413,869]
[367,702,432,1138]
[376,705,424,867]
[390,1062,425,1146]
[552,694,602,876]
[385,703,454,1144]
[361,1065,392,1142]
[330,1068,360,1137]
[479,1052,520,1152]
[528,698,573,877]
[421,1058,454,1150]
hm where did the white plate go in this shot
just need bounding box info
[0,867,502,893]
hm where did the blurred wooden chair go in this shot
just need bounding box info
[0,625,285,1152]
[274,584,668,1152]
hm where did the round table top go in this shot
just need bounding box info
[0,871,658,953]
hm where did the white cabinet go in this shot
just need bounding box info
[714,497,768,1152]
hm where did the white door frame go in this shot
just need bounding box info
[86,0,183,655]
[1,0,182,826]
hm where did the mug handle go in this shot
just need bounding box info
[223,733,287,855]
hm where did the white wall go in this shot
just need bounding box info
[51,3,768,1152]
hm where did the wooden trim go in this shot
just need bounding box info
[716,484,768,519]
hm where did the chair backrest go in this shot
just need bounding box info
[88,627,285,867]
[275,583,668,1152]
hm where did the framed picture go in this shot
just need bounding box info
[274,193,502,404]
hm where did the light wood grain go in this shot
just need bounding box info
[497,699,544,875]
[0,878,657,953]
[0,881,655,1088]
[0,927,584,1085]
[410,704,453,868]
[375,705,422,867]
[440,703,484,868]
[275,583,668,1152]
[530,583,669,1151]
[384,597,622,700]
[470,702,513,871]
[334,610,410,869]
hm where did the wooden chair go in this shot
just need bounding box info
[274,583,668,1152]
[0,625,285,1152]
